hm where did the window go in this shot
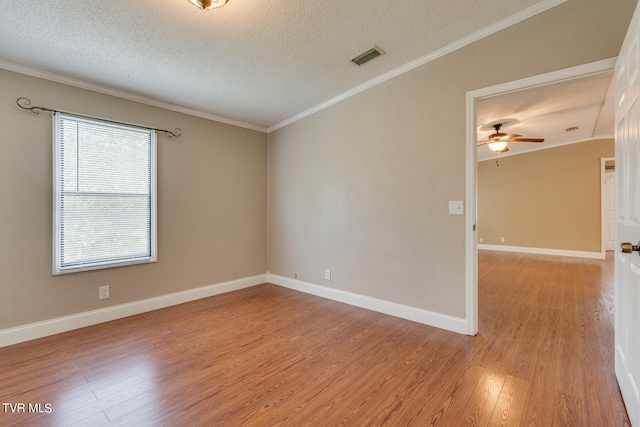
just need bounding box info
[53,113,157,275]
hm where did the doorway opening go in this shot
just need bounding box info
[465,58,617,335]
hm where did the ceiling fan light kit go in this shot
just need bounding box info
[187,0,228,10]
[487,141,508,152]
[478,122,544,153]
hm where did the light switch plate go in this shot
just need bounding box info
[449,201,464,215]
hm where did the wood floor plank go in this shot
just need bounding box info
[458,367,507,426]
[235,317,437,426]
[68,411,111,427]
[560,285,578,331]
[319,333,473,426]
[552,391,582,427]
[0,252,631,426]
[424,363,486,426]
[556,320,583,399]
[487,375,529,427]
[507,304,546,382]
[519,307,562,426]
[581,351,621,426]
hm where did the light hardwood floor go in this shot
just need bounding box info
[0,251,631,426]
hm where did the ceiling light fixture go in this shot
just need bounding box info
[187,0,228,10]
[487,141,508,152]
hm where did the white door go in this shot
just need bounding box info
[606,170,616,251]
[615,3,640,424]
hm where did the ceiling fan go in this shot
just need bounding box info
[477,123,544,153]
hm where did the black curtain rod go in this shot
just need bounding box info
[16,97,182,138]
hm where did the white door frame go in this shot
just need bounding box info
[465,57,617,336]
[601,157,616,256]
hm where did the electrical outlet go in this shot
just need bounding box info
[479,237,484,243]
[500,237,505,243]
[99,285,110,300]
[325,269,331,280]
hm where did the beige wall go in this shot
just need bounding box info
[268,0,634,318]
[0,69,267,330]
[1,0,635,332]
[478,139,614,252]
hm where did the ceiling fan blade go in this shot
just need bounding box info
[477,141,489,147]
[507,134,521,138]
[500,146,509,153]
[509,137,544,143]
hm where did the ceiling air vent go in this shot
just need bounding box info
[351,46,385,66]
[565,126,579,132]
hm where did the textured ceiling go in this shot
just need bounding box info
[476,72,614,160]
[0,0,560,131]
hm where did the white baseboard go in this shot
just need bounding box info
[0,274,267,348]
[268,274,469,335]
[1,272,471,348]
[477,244,605,259]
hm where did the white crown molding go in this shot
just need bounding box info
[478,244,605,259]
[268,274,469,335]
[268,0,568,133]
[1,0,567,135]
[0,59,268,133]
[477,135,615,162]
[0,274,267,348]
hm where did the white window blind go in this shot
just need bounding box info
[53,112,157,274]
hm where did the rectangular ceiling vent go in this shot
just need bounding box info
[565,126,579,132]
[351,46,385,66]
